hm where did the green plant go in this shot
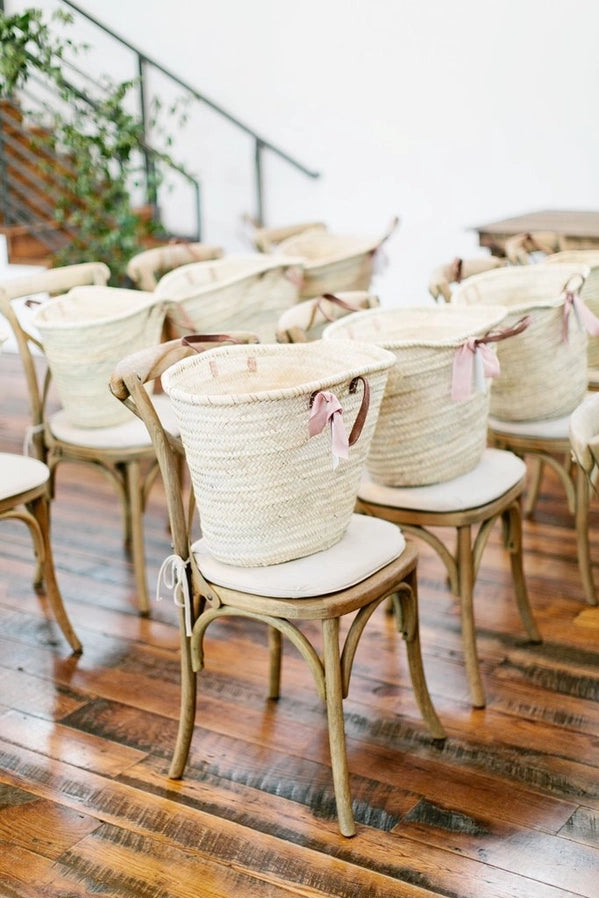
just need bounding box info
[0,7,185,285]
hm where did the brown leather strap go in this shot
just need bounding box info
[475,315,531,347]
[182,334,239,352]
[347,375,370,446]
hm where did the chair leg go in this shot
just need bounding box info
[395,572,446,740]
[169,614,197,779]
[267,626,282,699]
[574,466,598,605]
[503,501,543,639]
[31,495,82,654]
[125,460,150,616]
[524,455,544,518]
[456,525,486,709]
[322,617,355,837]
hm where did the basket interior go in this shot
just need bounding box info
[163,341,393,401]
[33,286,158,327]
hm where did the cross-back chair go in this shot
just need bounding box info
[355,448,542,709]
[428,256,508,303]
[503,231,562,265]
[275,291,380,343]
[0,452,81,653]
[452,262,593,527]
[0,325,80,651]
[110,338,446,837]
[125,242,224,291]
[0,263,178,615]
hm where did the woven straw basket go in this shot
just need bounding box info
[33,286,166,428]
[323,304,509,486]
[276,219,398,300]
[155,253,304,343]
[162,340,395,566]
[276,291,380,342]
[542,251,599,367]
[452,262,590,421]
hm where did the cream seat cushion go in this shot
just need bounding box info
[1,453,49,500]
[192,514,406,598]
[488,413,571,440]
[48,394,179,449]
[358,448,526,513]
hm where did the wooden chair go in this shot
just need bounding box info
[355,448,542,709]
[428,256,508,303]
[451,262,593,523]
[0,324,80,651]
[0,263,178,616]
[250,220,327,253]
[110,338,447,837]
[275,291,380,343]
[487,413,576,519]
[569,393,599,605]
[125,242,224,291]
[0,452,81,653]
[503,231,562,265]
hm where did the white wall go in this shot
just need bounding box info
[6,0,599,306]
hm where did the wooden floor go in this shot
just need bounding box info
[1,348,599,898]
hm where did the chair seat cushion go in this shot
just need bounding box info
[488,413,571,440]
[49,394,179,449]
[358,448,526,513]
[192,514,406,598]
[0,453,49,500]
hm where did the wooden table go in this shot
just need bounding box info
[472,209,599,256]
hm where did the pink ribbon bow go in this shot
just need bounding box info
[451,339,501,401]
[308,391,349,468]
[562,291,599,343]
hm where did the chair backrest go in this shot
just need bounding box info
[109,335,258,563]
[126,242,224,291]
[503,231,563,265]
[428,256,508,303]
[275,291,380,342]
[0,262,110,457]
[569,393,599,477]
[251,221,327,253]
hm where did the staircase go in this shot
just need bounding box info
[0,1,319,275]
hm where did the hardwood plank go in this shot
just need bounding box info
[3,348,599,897]
[0,740,586,898]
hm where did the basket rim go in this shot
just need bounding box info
[544,251,599,268]
[162,339,395,405]
[452,261,591,310]
[32,289,164,330]
[322,304,509,347]
[154,252,304,300]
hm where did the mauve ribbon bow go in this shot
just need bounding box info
[451,339,500,401]
[562,291,599,342]
[308,391,349,469]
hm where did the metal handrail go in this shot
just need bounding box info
[57,0,319,227]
